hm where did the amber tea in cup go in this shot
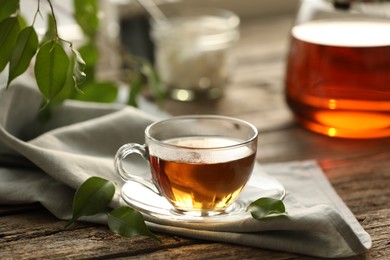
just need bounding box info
[114,115,258,216]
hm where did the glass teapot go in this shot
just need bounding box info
[285,0,390,139]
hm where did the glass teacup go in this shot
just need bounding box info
[114,115,258,216]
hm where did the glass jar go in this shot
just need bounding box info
[285,0,390,138]
[151,7,240,101]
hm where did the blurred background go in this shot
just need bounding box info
[20,0,300,62]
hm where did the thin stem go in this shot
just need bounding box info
[46,0,72,47]
[32,0,42,26]
[46,0,58,41]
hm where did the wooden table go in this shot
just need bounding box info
[1,14,390,259]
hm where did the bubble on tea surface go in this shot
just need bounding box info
[189,151,202,163]
[174,151,202,163]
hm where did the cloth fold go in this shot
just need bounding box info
[0,83,371,258]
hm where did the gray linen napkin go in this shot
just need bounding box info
[0,83,371,258]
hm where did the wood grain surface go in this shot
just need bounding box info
[1,14,389,260]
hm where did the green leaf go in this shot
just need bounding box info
[73,0,99,39]
[72,81,118,103]
[0,17,20,71]
[77,42,99,83]
[34,41,70,102]
[108,206,159,241]
[66,176,115,227]
[78,43,99,70]
[71,48,86,85]
[43,49,83,105]
[0,0,18,22]
[63,55,79,96]
[128,72,144,107]
[53,48,86,103]
[7,26,38,87]
[247,197,286,220]
[38,55,79,122]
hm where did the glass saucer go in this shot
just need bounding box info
[121,169,285,224]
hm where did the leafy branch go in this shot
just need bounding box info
[0,0,164,115]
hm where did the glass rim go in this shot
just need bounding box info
[152,6,240,29]
[145,115,258,150]
[150,7,240,45]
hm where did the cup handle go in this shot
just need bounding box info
[114,143,161,195]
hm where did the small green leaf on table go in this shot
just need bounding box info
[66,176,115,228]
[247,197,286,220]
[108,206,160,242]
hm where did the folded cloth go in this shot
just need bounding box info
[0,83,371,258]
